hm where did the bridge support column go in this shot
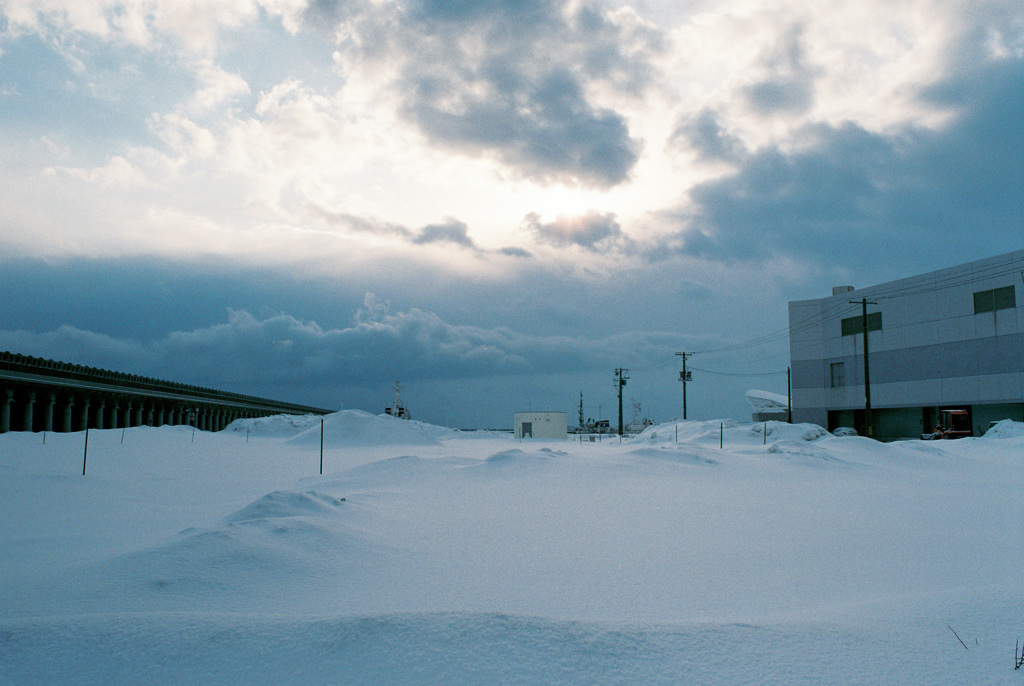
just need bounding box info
[111,401,120,430]
[23,390,36,432]
[44,393,55,432]
[95,398,106,430]
[62,397,73,433]
[1,389,12,433]
[80,397,91,431]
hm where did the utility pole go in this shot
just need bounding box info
[675,352,692,420]
[787,366,792,424]
[851,298,878,437]
[578,392,584,432]
[614,368,629,436]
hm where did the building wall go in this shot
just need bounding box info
[789,249,1024,438]
[514,412,568,439]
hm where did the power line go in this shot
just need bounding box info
[688,366,788,378]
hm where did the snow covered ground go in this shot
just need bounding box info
[1,411,1022,684]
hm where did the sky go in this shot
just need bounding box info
[1,0,1022,428]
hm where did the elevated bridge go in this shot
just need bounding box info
[0,351,332,434]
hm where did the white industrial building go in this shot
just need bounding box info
[789,249,1024,439]
[514,412,568,439]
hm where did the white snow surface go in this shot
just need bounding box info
[1,413,1022,684]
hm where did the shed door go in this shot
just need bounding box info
[521,422,533,438]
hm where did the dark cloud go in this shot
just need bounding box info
[525,211,626,251]
[656,53,1024,277]
[412,218,476,247]
[671,108,746,163]
[744,79,814,116]
[385,0,655,187]
[0,295,688,418]
[307,203,480,250]
[402,68,639,188]
[306,204,414,239]
[743,24,816,116]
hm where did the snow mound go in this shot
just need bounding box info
[754,422,829,442]
[225,490,349,524]
[96,489,372,601]
[287,410,453,447]
[482,448,569,467]
[766,440,842,465]
[225,413,323,437]
[627,446,718,465]
[631,419,742,444]
[632,420,827,446]
[980,419,1024,439]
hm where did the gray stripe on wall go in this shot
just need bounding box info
[793,333,1024,389]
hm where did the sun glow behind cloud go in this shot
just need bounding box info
[3,0,1007,262]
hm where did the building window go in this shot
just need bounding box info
[973,285,1016,314]
[830,362,845,388]
[841,312,882,336]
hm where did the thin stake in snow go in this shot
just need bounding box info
[319,419,324,475]
[947,625,968,650]
[1015,639,1024,669]
[82,427,89,476]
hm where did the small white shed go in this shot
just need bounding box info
[513,412,567,439]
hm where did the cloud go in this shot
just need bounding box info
[742,24,817,116]
[48,155,147,187]
[525,211,626,252]
[187,60,251,113]
[654,46,1024,276]
[0,295,686,397]
[0,0,269,52]
[412,218,476,248]
[350,0,659,188]
[671,108,746,163]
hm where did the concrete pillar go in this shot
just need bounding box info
[110,401,120,430]
[23,390,36,432]
[123,400,132,428]
[134,404,143,427]
[157,406,166,427]
[95,398,106,430]
[80,397,91,431]
[62,396,73,433]
[168,407,177,426]
[44,393,56,433]
[145,405,154,426]
[1,389,12,433]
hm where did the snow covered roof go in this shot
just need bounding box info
[745,389,789,410]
